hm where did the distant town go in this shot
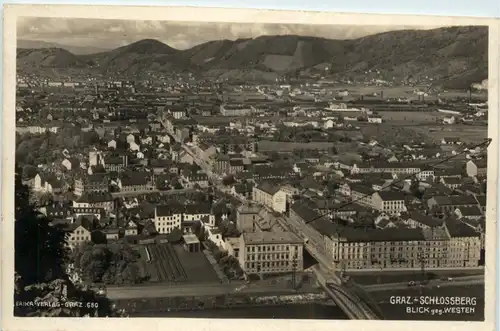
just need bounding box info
[15,28,488,320]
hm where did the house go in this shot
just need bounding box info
[207,227,224,247]
[367,115,383,123]
[102,228,120,241]
[63,223,92,249]
[229,159,245,174]
[124,220,138,236]
[404,211,443,229]
[128,141,140,151]
[72,207,105,221]
[149,159,173,175]
[104,155,128,172]
[444,219,481,267]
[324,119,335,129]
[442,116,455,124]
[108,139,117,149]
[440,177,462,190]
[42,204,73,221]
[154,205,183,234]
[371,191,407,215]
[126,134,136,144]
[427,195,479,214]
[214,155,231,175]
[183,172,209,188]
[73,192,114,212]
[231,183,252,200]
[466,159,488,178]
[441,137,461,145]
[252,181,287,213]
[236,203,262,233]
[73,174,108,197]
[119,172,152,192]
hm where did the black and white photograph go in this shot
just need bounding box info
[1,4,498,331]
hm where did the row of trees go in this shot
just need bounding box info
[205,241,244,281]
[14,164,125,316]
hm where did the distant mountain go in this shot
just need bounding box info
[16,26,488,89]
[17,39,110,55]
[17,47,86,68]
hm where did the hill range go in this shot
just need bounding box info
[16,26,488,89]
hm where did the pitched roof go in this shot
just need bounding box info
[255,181,280,196]
[409,211,443,228]
[445,218,480,238]
[377,191,406,201]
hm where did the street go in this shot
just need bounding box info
[364,275,484,292]
[106,282,316,300]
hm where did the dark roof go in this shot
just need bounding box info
[85,174,108,183]
[340,227,425,242]
[256,181,280,196]
[430,196,452,205]
[442,177,463,185]
[457,206,483,217]
[445,218,480,238]
[409,211,443,228]
[120,172,148,186]
[76,192,113,203]
[184,203,211,215]
[376,191,406,201]
[350,184,374,195]
[291,202,322,223]
[156,204,183,216]
[449,195,478,206]
[229,159,244,167]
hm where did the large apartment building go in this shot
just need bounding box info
[290,202,482,271]
[238,232,304,277]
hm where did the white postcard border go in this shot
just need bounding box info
[2,4,499,331]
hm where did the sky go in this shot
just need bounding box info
[17,17,441,50]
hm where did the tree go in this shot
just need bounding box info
[222,175,235,186]
[14,164,125,317]
[166,228,183,243]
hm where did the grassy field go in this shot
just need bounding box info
[378,111,447,123]
[258,140,359,152]
[258,140,336,152]
[412,124,488,143]
[331,85,487,101]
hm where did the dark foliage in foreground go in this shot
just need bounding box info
[14,164,126,317]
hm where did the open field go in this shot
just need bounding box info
[378,111,447,123]
[413,124,488,143]
[258,140,357,152]
[172,245,220,283]
[135,243,219,284]
[360,121,487,145]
